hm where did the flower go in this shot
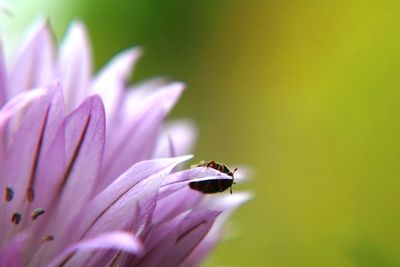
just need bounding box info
[0,19,250,266]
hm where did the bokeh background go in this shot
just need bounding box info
[2,1,400,266]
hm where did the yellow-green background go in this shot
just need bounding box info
[2,1,400,266]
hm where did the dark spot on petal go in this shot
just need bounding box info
[4,187,14,202]
[27,105,51,202]
[27,187,34,202]
[11,212,22,225]
[31,208,45,220]
[41,235,54,242]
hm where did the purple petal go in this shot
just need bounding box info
[57,21,92,112]
[182,193,252,267]
[8,18,55,98]
[100,82,185,187]
[2,85,64,254]
[90,48,142,125]
[0,86,59,238]
[0,233,28,267]
[126,77,167,101]
[120,213,185,266]
[25,82,64,208]
[152,186,202,226]
[0,42,7,106]
[27,96,105,263]
[0,88,46,130]
[134,210,220,267]
[100,107,164,189]
[120,82,184,124]
[0,88,46,163]
[153,120,197,158]
[46,231,142,267]
[69,156,192,242]
[201,192,252,212]
[48,95,105,230]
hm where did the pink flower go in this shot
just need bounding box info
[0,19,250,266]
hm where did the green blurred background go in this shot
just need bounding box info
[2,1,400,266]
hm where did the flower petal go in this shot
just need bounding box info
[134,210,220,267]
[46,231,142,267]
[49,95,105,229]
[0,85,60,238]
[9,18,55,98]
[28,96,105,263]
[5,84,65,258]
[57,21,92,112]
[182,192,252,267]
[0,233,28,267]
[0,87,46,163]
[90,47,142,125]
[120,82,184,124]
[27,82,64,208]
[126,77,167,102]
[71,155,192,242]
[100,82,185,187]
[100,107,164,189]
[152,187,202,226]
[153,120,197,158]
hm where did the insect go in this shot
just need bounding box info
[189,161,237,194]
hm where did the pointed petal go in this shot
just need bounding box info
[126,77,167,102]
[135,210,220,267]
[9,18,55,98]
[26,82,64,208]
[0,88,46,129]
[50,95,105,229]
[29,96,105,263]
[90,48,142,125]
[120,213,186,266]
[0,89,46,211]
[43,157,190,261]
[71,156,192,241]
[100,82,185,186]
[120,82,184,124]
[152,186,202,226]
[182,193,252,267]
[7,85,65,256]
[153,120,197,158]
[100,107,164,188]
[202,192,252,212]
[58,21,92,112]
[0,86,60,237]
[46,231,142,267]
[0,88,46,159]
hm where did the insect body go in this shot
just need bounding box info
[189,161,237,194]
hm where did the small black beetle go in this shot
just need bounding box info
[189,161,237,194]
